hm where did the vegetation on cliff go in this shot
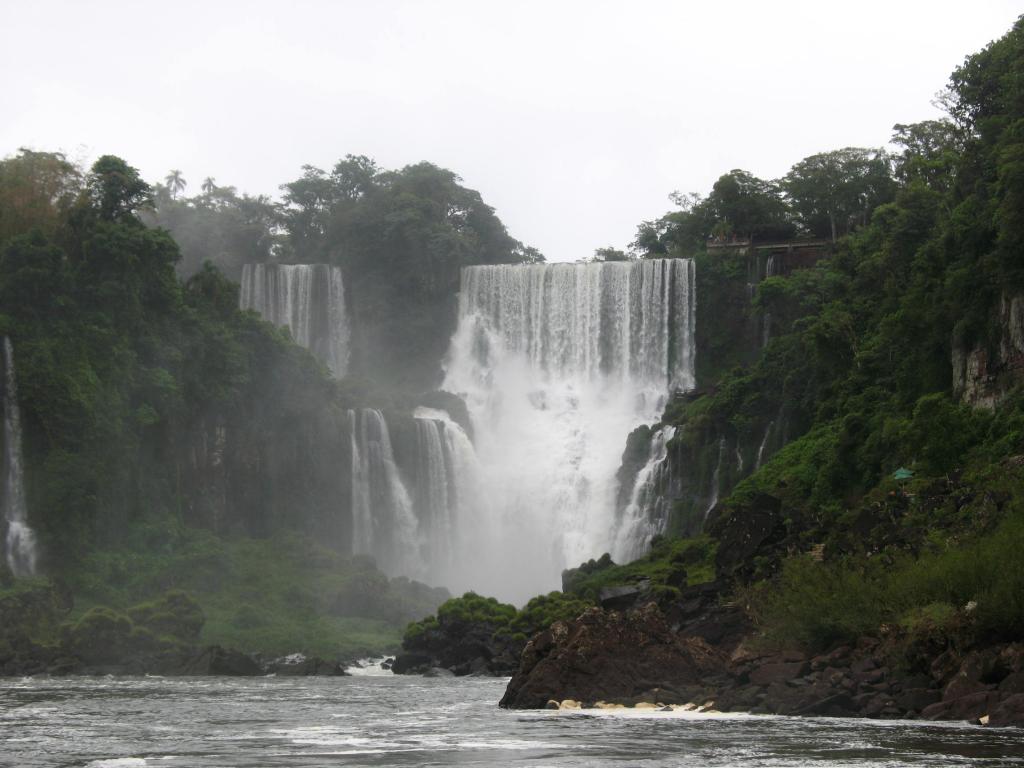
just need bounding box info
[617,16,1024,661]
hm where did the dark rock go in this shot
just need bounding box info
[998,671,1024,694]
[391,652,433,675]
[959,649,1005,684]
[897,688,941,712]
[598,583,648,612]
[500,604,731,709]
[943,674,992,702]
[748,661,810,687]
[186,645,262,676]
[924,691,999,722]
[988,693,1024,728]
[850,657,877,675]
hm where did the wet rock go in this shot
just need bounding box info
[923,691,999,722]
[748,661,810,687]
[391,652,433,675]
[186,645,262,676]
[598,583,648,612]
[988,693,1024,728]
[943,674,992,702]
[499,604,731,709]
[896,688,941,712]
[998,671,1024,694]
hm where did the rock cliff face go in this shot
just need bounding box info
[953,292,1024,409]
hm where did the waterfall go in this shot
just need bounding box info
[348,409,420,578]
[410,408,486,593]
[443,258,696,601]
[2,338,37,577]
[755,421,774,470]
[703,437,726,521]
[240,264,350,376]
[611,425,676,562]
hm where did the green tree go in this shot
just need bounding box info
[164,169,186,199]
[782,148,896,242]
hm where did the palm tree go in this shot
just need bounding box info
[201,177,217,195]
[165,170,186,199]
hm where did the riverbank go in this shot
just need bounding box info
[499,598,1024,729]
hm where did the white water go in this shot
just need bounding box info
[348,409,420,578]
[239,263,350,376]
[442,259,696,602]
[409,407,488,593]
[703,437,726,521]
[2,337,37,578]
[755,421,774,471]
[611,425,677,562]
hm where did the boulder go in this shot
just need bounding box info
[988,693,1024,728]
[748,660,810,687]
[598,583,648,611]
[499,603,731,709]
[896,688,941,712]
[185,645,262,676]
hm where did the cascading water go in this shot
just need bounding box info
[611,425,677,563]
[755,421,774,470]
[2,338,37,577]
[410,408,486,593]
[443,259,696,601]
[240,264,350,376]
[703,437,727,521]
[348,409,420,578]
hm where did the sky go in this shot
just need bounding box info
[1,1,1021,261]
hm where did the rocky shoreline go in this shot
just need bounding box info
[498,597,1024,728]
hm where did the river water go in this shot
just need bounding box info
[1,673,1021,767]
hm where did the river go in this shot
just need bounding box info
[1,673,1021,767]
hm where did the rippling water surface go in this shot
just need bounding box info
[1,674,1022,767]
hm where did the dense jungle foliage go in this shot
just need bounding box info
[622,16,1024,653]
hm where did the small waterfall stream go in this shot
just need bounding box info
[611,425,676,562]
[2,337,37,577]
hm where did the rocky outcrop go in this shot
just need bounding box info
[499,603,732,709]
[953,292,1024,409]
[498,601,1024,728]
[393,616,521,677]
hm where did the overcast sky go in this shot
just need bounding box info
[2,1,1020,261]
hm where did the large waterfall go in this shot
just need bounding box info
[443,259,696,601]
[2,338,37,577]
[240,264,350,376]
